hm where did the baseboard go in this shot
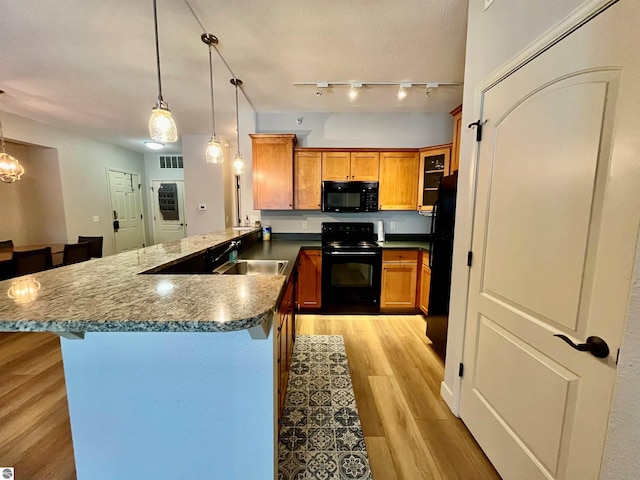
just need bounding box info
[440,381,459,417]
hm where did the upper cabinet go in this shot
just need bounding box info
[251,134,297,210]
[294,151,322,210]
[450,105,462,173]
[379,151,419,210]
[321,151,380,181]
[417,144,452,213]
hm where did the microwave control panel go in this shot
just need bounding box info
[363,191,378,211]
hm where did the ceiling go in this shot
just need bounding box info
[0,0,468,154]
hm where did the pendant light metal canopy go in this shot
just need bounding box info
[230,78,245,175]
[0,90,25,184]
[148,0,177,143]
[202,33,224,164]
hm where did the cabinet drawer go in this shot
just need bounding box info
[383,250,419,263]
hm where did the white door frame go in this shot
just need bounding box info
[106,168,147,252]
[444,0,620,414]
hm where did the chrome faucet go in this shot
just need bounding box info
[213,240,241,264]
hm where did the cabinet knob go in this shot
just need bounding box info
[289,204,292,207]
[351,175,354,179]
[346,176,349,179]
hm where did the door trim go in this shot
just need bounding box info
[444,0,620,415]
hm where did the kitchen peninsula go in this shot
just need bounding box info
[0,228,286,480]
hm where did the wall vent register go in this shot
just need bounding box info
[159,155,183,169]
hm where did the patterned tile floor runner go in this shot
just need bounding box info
[278,335,373,480]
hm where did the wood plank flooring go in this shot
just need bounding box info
[0,316,499,480]
[0,332,76,480]
[297,314,501,480]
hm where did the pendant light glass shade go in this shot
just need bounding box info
[148,0,177,143]
[232,153,245,175]
[149,103,177,143]
[205,136,224,164]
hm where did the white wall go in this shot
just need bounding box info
[1,111,147,256]
[447,1,639,478]
[182,135,227,235]
[0,142,67,245]
[257,112,452,233]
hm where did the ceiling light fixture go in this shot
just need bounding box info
[148,0,177,143]
[398,83,412,100]
[425,82,439,97]
[315,82,329,97]
[144,141,165,150]
[0,90,25,184]
[349,83,362,100]
[201,33,224,164]
[230,78,245,175]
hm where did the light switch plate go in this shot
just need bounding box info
[93,216,99,222]
[484,0,495,10]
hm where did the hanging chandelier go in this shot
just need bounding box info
[230,78,245,175]
[148,0,177,143]
[0,90,24,184]
[201,33,224,164]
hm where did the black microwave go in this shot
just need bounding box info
[321,181,379,212]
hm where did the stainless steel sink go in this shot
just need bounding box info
[213,259,288,275]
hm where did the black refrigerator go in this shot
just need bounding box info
[426,171,458,360]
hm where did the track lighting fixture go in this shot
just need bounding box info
[230,78,245,175]
[202,33,224,164]
[0,90,25,184]
[148,0,177,143]
[293,81,460,101]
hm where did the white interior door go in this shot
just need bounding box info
[151,180,187,244]
[460,2,640,479]
[108,170,145,253]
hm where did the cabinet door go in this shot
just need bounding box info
[251,134,297,210]
[381,262,418,308]
[450,105,462,173]
[350,152,380,181]
[297,249,322,309]
[379,152,419,210]
[417,145,451,212]
[419,261,431,315]
[294,151,322,210]
[322,152,351,181]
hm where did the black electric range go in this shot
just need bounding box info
[321,222,382,313]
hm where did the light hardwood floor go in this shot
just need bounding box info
[297,314,501,480]
[0,316,499,480]
[0,332,75,479]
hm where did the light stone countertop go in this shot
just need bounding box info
[0,228,285,334]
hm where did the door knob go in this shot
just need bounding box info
[554,334,609,358]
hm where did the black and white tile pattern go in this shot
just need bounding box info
[278,335,373,480]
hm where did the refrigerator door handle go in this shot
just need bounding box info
[429,199,439,268]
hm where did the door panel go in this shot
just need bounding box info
[461,2,640,479]
[152,180,186,244]
[108,170,145,253]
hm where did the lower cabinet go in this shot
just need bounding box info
[418,252,431,315]
[297,249,322,310]
[277,276,295,427]
[380,250,419,310]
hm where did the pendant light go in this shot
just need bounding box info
[0,90,25,184]
[230,78,245,175]
[201,33,224,164]
[148,0,177,143]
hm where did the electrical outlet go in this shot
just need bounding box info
[302,220,308,230]
[484,0,495,10]
[390,221,397,230]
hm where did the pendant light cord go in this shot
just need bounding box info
[234,80,240,155]
[0,112,6,153]
[208,45,217,138]
[152,0,164,103]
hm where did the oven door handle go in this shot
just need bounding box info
[325,251,379,256]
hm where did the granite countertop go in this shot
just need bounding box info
[0,228,285,334]
[0,230,431,334]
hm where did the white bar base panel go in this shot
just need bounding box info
[60,330,275,480]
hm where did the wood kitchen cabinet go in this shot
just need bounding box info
[297,249,322,310]
[277,276,295,426]
[417,144,452,213]
[379,151,419,210]
[450,105,462,173]
[321,151,380,181]
[251,134,297,210]
[418,251,431,315]
[381,250,419,310]
[294,151,322,210]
